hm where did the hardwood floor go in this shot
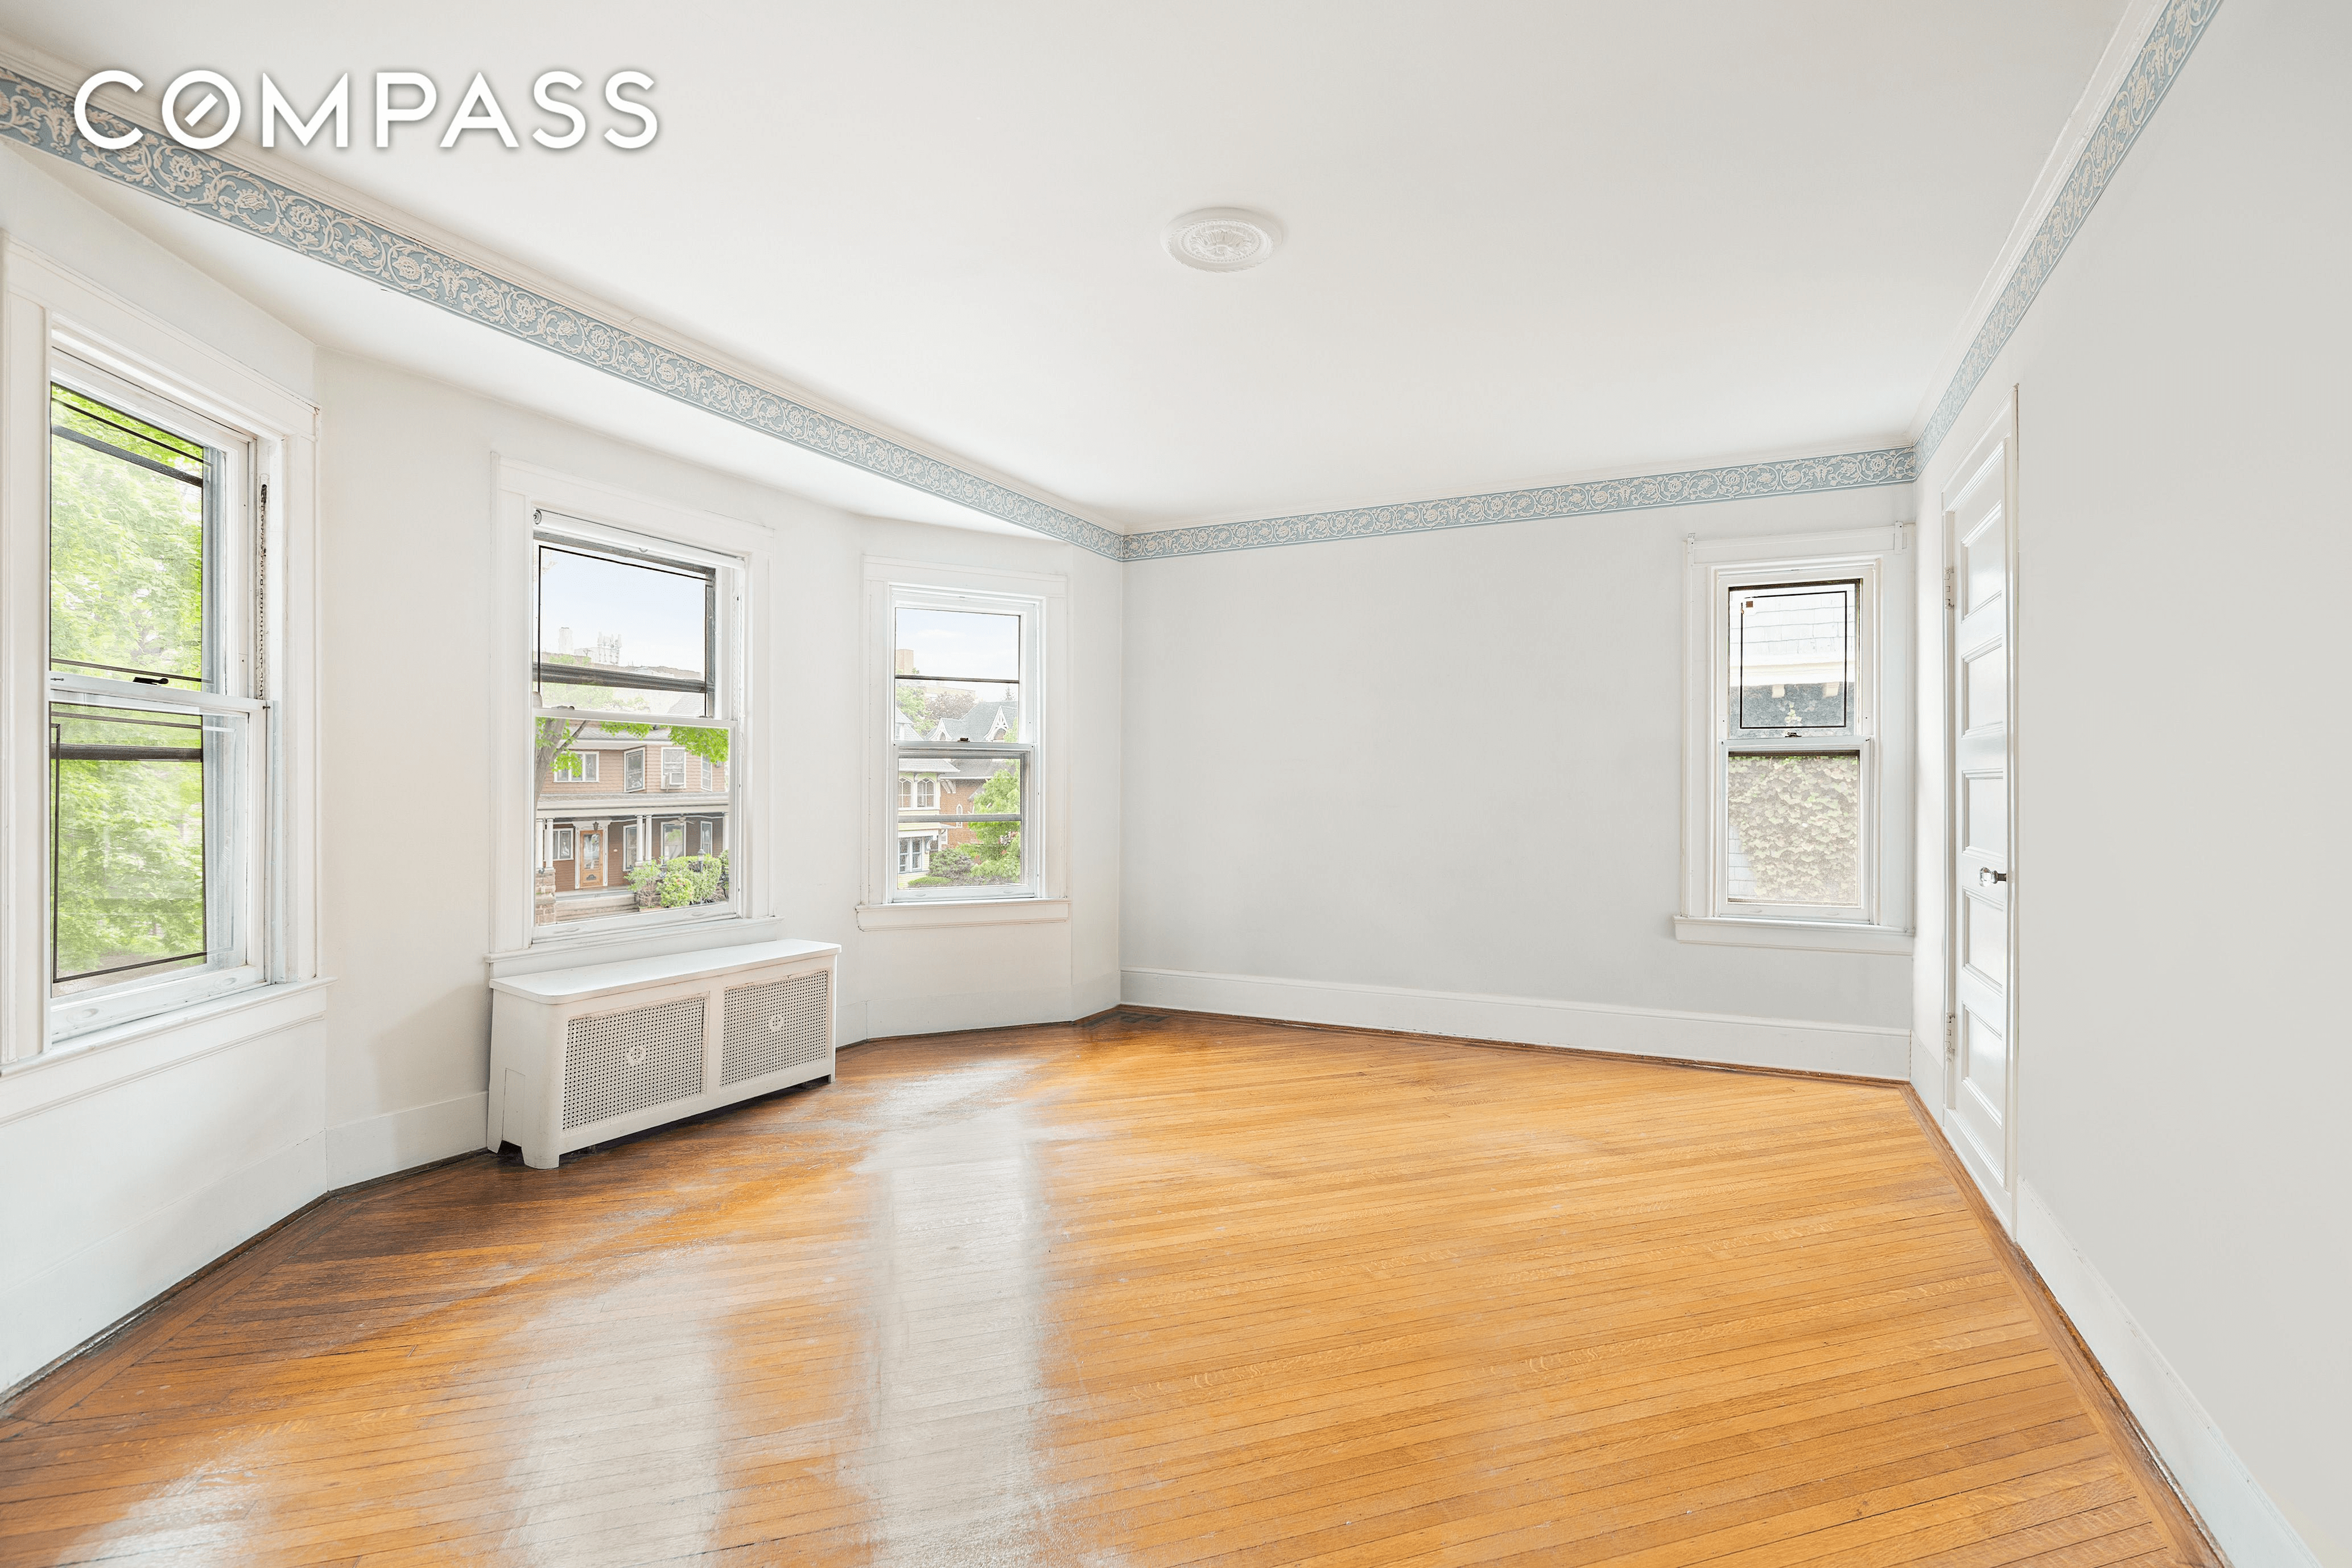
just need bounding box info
[0,1013,2214,1567]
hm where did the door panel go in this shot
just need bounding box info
[1962,1006,2007,1116]
[1962,774,2006,857]
[1964,896,2006,988]
[1963,515,2006,616]
[1945,402,2015,1203]
[579,827,605,889]
[1963,645,2007,730]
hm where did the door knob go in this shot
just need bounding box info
[1978,867,2008,887]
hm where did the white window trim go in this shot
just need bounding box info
[859,556,1068,926]
[1679,526,1914,954]
[485,459,774,972]
[552,750,599,782]
[0,239,323,1074]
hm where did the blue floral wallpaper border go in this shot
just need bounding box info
[0,68,1130,560]
[1914,0,2221,462]
[1118,447,1918,561]
[0,0,2218,560]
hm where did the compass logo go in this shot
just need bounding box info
[73,69,658,153]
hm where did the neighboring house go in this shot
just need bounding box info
[537,724,729,915]
[894,700,1018,881]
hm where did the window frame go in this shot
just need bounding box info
[885,583,1041,905]
[1678,527,1914,955]
[1,248,323,1069]
[860,559,1069,926]
[529,521,737,936]
[488,460,773,968]
[551,749,599,783]
[42,362,270,1039]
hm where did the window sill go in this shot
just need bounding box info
[486,915,786,981]
[856,898,1069,932]
[1672,916,1913,956]
[0,977,336,1124]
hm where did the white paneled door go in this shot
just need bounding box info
[1944,399,2017,1214]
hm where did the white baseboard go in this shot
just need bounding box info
[2015,1181,2320,1568]
[326,1092,490,1186]
[1119,967,1909,1079]
[1,1131,325,1392]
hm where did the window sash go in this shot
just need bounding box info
[1716,741,1871,921]
[44,686,267,1040]
[890,741,1033,900]
[531,535,717,715]
[1728,578,1860,738]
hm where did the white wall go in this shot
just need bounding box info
[1910,1,2350,1559]
[1122,485,1915,1076]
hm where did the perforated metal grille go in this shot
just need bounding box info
[562,996,705,1130]
[721,970,831,1087]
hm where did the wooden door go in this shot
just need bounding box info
[1945,399,2016,1208]
[577,826,606,889]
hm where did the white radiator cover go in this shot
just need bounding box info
[487,939,840,1169]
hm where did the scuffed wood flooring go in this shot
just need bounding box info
[0,1012,2215,1566]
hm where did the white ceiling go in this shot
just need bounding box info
[1,1,2131,532]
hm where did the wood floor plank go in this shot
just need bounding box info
[0,1015,2215,1566]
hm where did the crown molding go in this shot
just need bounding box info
[1904,0,2167,444]
[1117,446,1917,561]
[0,12,2218,568]
[1912,0,2223,462]
[0,43,1130,560]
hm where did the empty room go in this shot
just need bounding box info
[0,2,2343,1563]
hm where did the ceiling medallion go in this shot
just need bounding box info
[1164,208,1283,272]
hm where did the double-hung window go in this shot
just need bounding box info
[1723,577,1868,917]
[887,586,1042,901]
[44,368,269,1038]
[532,519,740,930]
[1681,530,1912,950]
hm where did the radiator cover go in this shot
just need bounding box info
[488,939,840,1169]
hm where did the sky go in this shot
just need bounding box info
[896,608,1018,682]
[538,547,708,674]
